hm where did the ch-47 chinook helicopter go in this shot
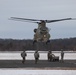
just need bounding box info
[10,17,76,44]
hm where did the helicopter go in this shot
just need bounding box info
[10,17,76,44]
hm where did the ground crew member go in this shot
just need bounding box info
[21,51,27,64]
[48,50,52,61]
[34,51,39,64]
[61,50,64,62]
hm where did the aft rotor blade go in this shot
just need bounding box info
[10,17,41,21]
[46,18,76,23]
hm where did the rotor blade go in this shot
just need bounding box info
[71,18,76,20]
[9,17,40,24]
[46,18,76,23]
[10,17,41,21]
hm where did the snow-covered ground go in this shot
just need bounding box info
[0,69,76,75]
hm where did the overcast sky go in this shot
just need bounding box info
[0,0,76,39]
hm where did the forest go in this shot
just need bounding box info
[0,37,76,51]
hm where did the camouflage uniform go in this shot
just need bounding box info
[21,51,27,64]
[48,50,52,61]
[34,51,39,64]
[61,50,64,62]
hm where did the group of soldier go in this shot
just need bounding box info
[21,50,64,64]
[21,50,39,64]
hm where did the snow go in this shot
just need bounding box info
[0,69,76,75]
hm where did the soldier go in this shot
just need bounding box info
[34,51,39,64]
[61,49,64,62]
[47,50,52,61]
[21,51,27,64]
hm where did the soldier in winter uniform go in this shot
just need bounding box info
[61,49,64,62]
[48,50,52,61]
[21,51,27,64]
[34,51,39,64]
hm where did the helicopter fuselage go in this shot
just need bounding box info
[33,21,50,42]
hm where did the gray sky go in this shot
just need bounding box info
[0,0,76,39]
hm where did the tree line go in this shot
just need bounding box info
[0,37,76,51]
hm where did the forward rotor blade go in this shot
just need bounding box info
[10,17,41,21]
[10,17,76,23]
[10,17,40,24]
[46,18,76,23]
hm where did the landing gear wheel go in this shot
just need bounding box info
[46,40,50,44]
[33,40,37,44]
